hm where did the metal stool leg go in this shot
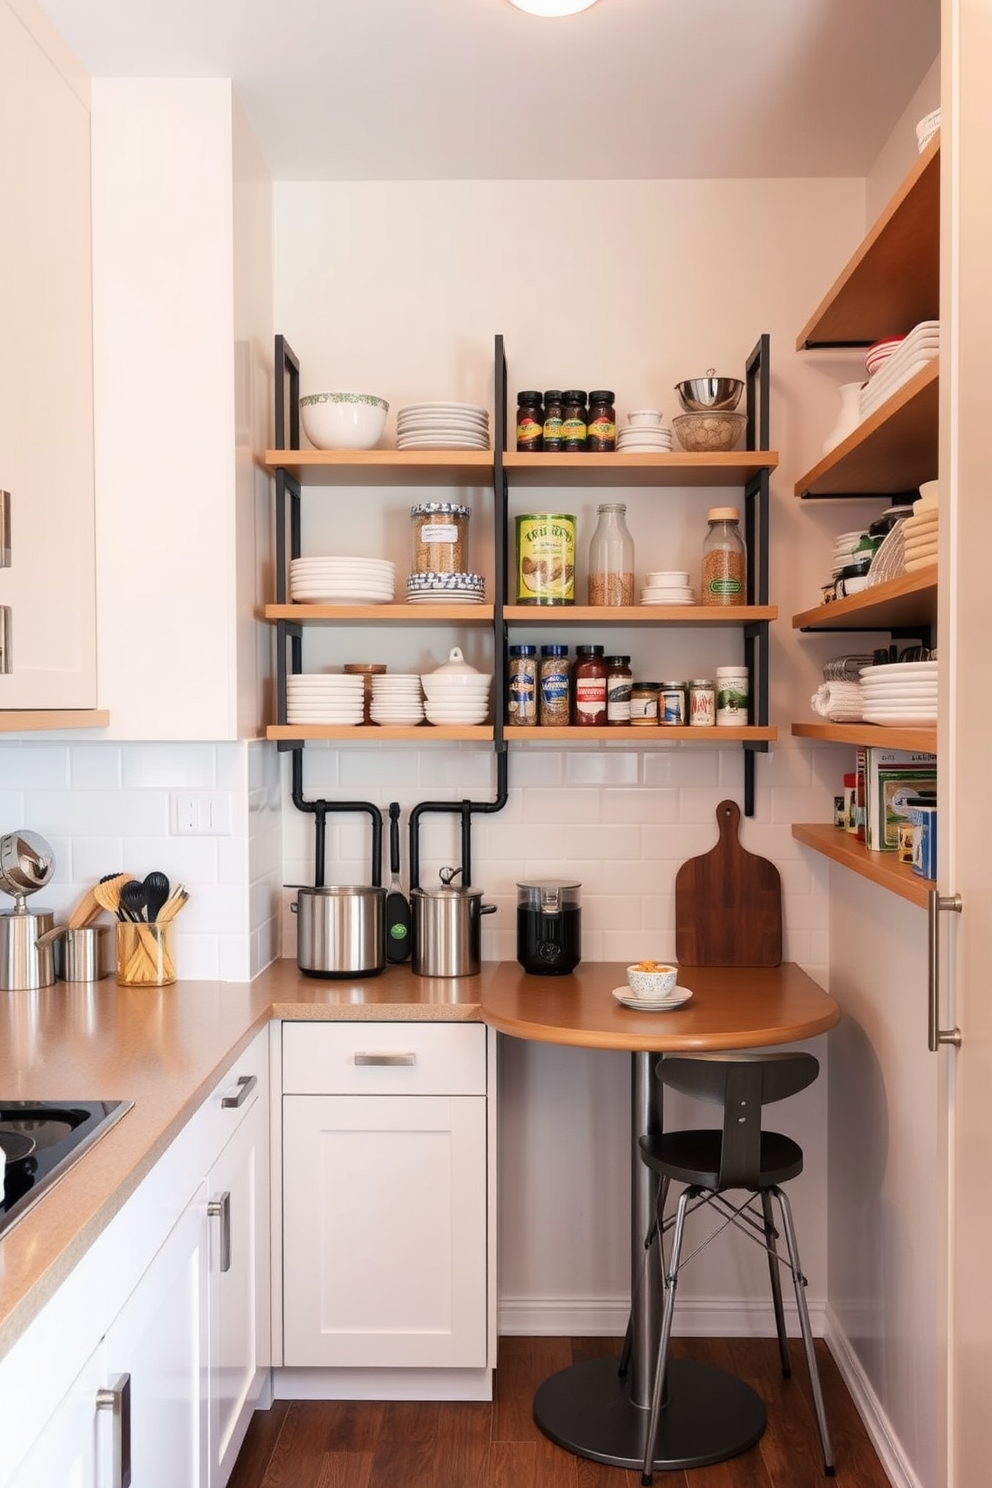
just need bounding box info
[773,1186,835,1476]
[760,1189,791,1377]
[640,1186,691,1487]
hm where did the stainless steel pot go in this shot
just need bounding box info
[292,885,386,978]
[410,870,497,978]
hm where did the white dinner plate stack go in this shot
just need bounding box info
[858,321,940,422]
[639,569,695,605]
[286,673,366,725]
[289,556,395,604]
[369,674,425,726]
[859,660,938,727]
[616,424,674,454]
[396,401,490,450]
[611,985,694,1012]
[831,531,869,578]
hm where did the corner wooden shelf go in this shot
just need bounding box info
[792,822,932,909]
[0,710,110,733]
[792,721,937,753]
[796,135,940,348]
[792,567,938,632]
[501,450,779,487]
[794,362,939,498]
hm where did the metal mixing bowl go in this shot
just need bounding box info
[675,371,744,412]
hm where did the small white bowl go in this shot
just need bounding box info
[627,409,664,427]
[626,963,678,999]
[300,391,389,450]
[647,571,690,586]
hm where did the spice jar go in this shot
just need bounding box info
[411,502,470,575]
[543,390,564,452]
[508,644,538,726]
[606,655,632,725]
[539,645,571,726]
[701,506,746,606]
[688,678,716,727]
[659,679,687,725]
[516,391,544,452]
[572,645,607,725]
[587,391,617,452]
[588,502,635,606]
[561,390,588,451]
[630,681,660,725]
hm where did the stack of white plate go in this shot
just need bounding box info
[640,570,695,605]
[831,531,868,578]
[289,557,395,604]
[286,674,366,726]
[858,321,940,422]
[420,672,492,727]
[616,424,674,454]
[370,674,424,726]
[396,402,490,450]
[859,660,938,727]
[407,571,485,604]
[611,984,693,1012]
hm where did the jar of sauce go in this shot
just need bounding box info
[606,655,632,724]
[587,390,617,452]
[630,681,660,725]
[561,391,588,451]
[516,392,544,452]
[543,390,565,452]
[573,644,607,725]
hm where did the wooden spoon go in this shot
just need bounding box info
[66,886,100,929]
[156,884,189,924]
[93,873,133,921]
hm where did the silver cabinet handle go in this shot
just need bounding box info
[928,888,962,1051]
[96,1373,132,1488]
[0,490,9,567]
[221,1073,257,1108]
[354,1052,417,1066]
[0,606,10,675]
[208,1190,232,1272]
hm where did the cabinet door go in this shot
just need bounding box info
[7,1340,106,1488]
[105,1184,210,1488]
[0,0,97,707]
[283,1094,488,1368]
[207,1086,269,1488]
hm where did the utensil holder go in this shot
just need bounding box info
[56,925,113,982]
[116,921,176,987]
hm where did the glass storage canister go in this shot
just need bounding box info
[539,645,571,725]
[659,679,687,725]
[701,505,746,606]
[588,502,635,606]
[515,513,575,605]
[411,501,470,575]
[516,880,582,976]
[573,644,608,725]
[587,390,617,452]
[561,390,588,451]
[716,665,749,725]
[542,390,565,452]
[688,678,716,727]
[606,655,632,725]
[508,644,538,726]
[630,681,660,725]
[516,391,544,452]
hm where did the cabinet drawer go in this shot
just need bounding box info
[282,1021,486,1095]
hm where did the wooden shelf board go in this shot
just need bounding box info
[792,721,937,752]
[795,362,939,497]
[264,449,494,485]
[792,568,938,631]
[504,604,777,624]
[797,136,940,348]
[0,710,109,733]
[263,603,495,623]
[504,724,776,742]
[502,450,778,487]
[266,724,493,742]
[792,822,932,908]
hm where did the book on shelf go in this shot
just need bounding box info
[864,747,937,852]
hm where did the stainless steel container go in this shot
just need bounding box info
[291,885,386,978]
[410,877,497,978]
[0,902,56,990]
[54,925,114,983]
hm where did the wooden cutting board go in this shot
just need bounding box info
[675,799,783,967]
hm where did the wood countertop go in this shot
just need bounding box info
[0,957,837,1357]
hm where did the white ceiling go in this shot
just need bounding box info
[36,0,939,181]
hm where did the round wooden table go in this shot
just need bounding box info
[482,960,840,1472]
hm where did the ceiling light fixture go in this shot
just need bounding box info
[507,0,601,16]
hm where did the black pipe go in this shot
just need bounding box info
[291,750,383,887]
[408,749,508,890]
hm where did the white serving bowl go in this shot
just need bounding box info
[300,391,389,450]
[626,963,679,999]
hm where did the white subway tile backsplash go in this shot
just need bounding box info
[69,746,123,790]
[602,787,678,825]
[564,750,639,787]
[339,746,420,789]
[122,743,218,789]
[642,747,719,787]
[521,788,600,824]
[563,823,641,861]
[506,749,565,786]
[0,743,71,790]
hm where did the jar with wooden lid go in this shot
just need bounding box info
[701,506,746,606]
[411,501,470,575]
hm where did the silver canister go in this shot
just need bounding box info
[410,876,497,978]
[55,925,114,982]
[291,885,386,979]
[0,902,56,991]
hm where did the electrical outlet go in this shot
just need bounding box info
[171,792,233,836]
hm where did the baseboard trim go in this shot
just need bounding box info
[824,1309,923,1488]
[497,1294,828,1338]
[272,1365,494,1402]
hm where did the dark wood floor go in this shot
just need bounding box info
[227,1335,893,1488]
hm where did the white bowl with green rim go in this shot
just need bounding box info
[300,390,389,450]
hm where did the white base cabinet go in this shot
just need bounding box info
[280,1021,495,1389]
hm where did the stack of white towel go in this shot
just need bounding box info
[902,482,939,572]
[810,680,863,723]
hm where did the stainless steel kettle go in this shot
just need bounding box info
[0,830,56,991]
[410,868,496,978]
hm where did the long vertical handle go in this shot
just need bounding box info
[208,1190,232,1272]
[96,1373,132,1488]
[928,888,962,1051]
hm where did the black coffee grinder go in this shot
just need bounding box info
[516,880,581,976]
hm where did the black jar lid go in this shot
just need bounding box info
[563,389,588,402]
[605,655,631,666]
[575,644,605,657]
[517,390,543,403]
[543,389,563,402]
[589,390,615,403]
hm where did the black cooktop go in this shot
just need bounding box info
[0,1100,133,1240]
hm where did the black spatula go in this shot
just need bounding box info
[385,801,411,962]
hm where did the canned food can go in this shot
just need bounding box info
[659,680,687,725]
[515,513,575,605]
[716,665,749,725]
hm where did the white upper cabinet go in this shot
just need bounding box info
[0,0,98,712]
